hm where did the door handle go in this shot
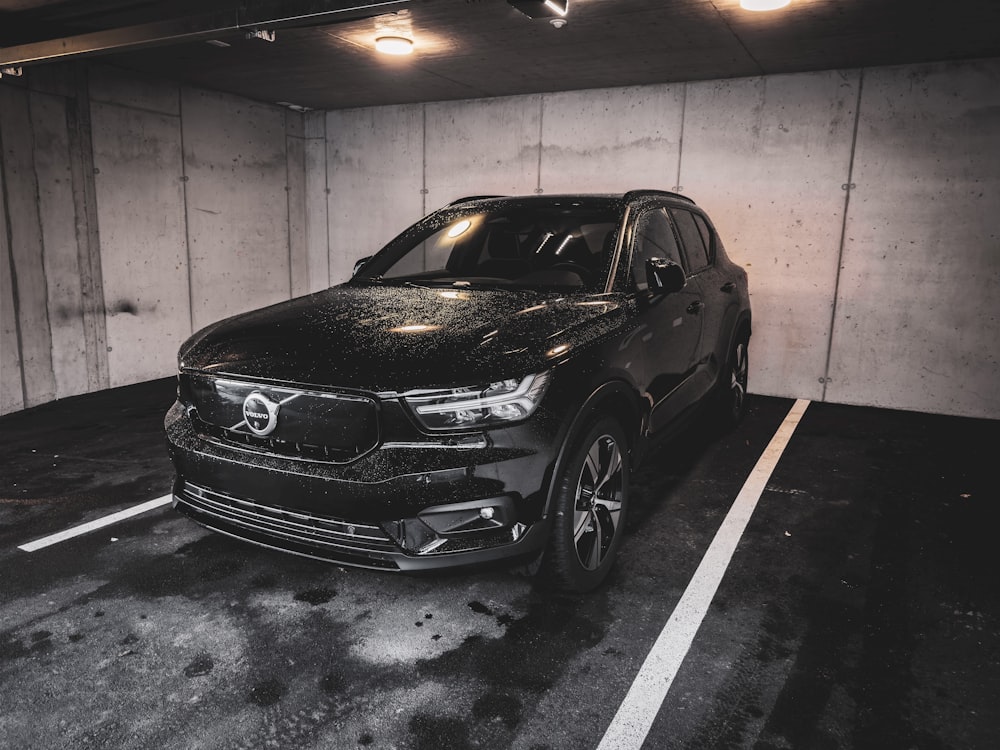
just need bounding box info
[686,301,703,314]
[720,281,736,293]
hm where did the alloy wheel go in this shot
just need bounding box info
[730,341,748,417]
[572,434,624,571]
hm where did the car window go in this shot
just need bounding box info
[386,231,460,279]
[692,213,714,262]
[632,208,683,291]
[362,202,621,291]
[670,209,711,272]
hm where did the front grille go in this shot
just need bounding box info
[176,482,400,568]
[181,374,380,464]
[191,415,362,463]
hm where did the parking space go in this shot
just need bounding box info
[1,381,997,749]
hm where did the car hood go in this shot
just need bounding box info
[179,283,625,391]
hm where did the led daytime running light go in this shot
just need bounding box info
[412,373,547,416]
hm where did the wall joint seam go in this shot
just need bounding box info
[421,104,428,215]
[178,87,195,336]
[674,83,688,192]
[822,68,865,402]
[285,111,293,299]
[536,95,545,193]
[324,112,332,288]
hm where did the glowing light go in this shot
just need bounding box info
[546,344,571,358]
[447,219,472,238]
[739,0,790,10]
[439,290,470,300]
[553,234,574,255]
[390,324,440,334]
[544,0,568,16]
[516,304,548,315]
[375,36,413,55]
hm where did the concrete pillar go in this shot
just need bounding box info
[0,83,57,408]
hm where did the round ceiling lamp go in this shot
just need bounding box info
[375,36,414,55]
[740,0,791,10]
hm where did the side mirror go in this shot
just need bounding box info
[646,258,685,295]
[353,256,373,277]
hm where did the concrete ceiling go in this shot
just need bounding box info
[2,0,1000,110]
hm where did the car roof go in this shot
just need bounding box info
[446,189,695,210]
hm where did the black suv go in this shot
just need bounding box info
[165,190,751,591]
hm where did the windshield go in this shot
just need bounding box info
[356,200,623,291]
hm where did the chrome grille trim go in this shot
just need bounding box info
[177,482,398,554]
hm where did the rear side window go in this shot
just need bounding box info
[692,213,714,261]
[632,208,683,291]
[670,209,711,273]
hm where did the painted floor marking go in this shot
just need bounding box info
[597,398,811,750]
[17,494,173,553]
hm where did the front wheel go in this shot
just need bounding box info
[539,416,630,592]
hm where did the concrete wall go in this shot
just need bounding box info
[3,58,999,420]
[323,58,1000,420]
[827,61,1000,417]
[0,64,314,413]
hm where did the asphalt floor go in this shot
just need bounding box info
[1,378,997,749]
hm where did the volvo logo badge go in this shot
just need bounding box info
[243,392,280,436]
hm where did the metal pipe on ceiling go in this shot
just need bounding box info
[0,0,411,67]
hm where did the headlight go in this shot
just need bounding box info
[403,372,551,430]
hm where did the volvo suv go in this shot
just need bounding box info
[165,190,751,591]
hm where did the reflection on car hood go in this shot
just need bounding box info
[179,283,625,391]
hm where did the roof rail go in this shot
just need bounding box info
[446,195,507,206]
[622,189,695,204]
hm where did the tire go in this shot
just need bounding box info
[718,332,749,428]
[539,416,630,592]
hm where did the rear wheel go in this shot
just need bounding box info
[718,333,749,427]
[539,416,629,592]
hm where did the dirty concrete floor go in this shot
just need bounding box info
[1,379,997,749]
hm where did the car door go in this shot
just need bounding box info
[668,207,726,401]
[628,205,705,433]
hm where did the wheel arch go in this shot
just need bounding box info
[734,311,752,344]
[721,310,752,378]
[541,379,645,520]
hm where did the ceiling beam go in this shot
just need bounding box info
[0,0,410,67]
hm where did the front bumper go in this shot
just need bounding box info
[165,400,559,571]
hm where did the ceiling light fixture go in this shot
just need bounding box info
[740,0,791,10]
[276,101,312,113]
[375,35,414,55]
[507,0,568,20]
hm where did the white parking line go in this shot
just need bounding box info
[597,398,811,750]
[17,494,173,553]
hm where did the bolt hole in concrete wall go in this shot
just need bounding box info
[2,59,999,419]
